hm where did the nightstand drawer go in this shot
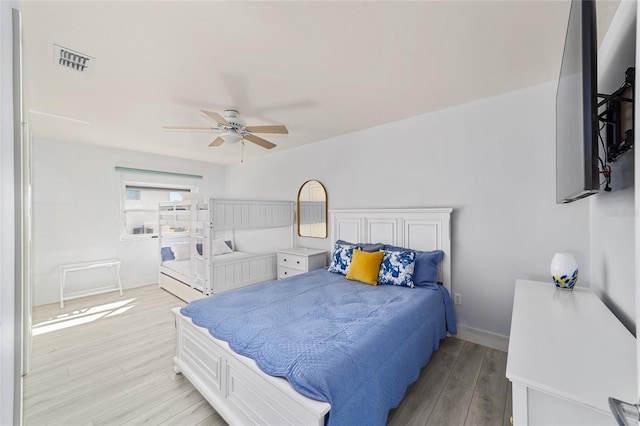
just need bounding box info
[276,248,327,280]
[278,266,305,280]
[277,252,307,271]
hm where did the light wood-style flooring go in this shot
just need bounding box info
[23,285,511,426]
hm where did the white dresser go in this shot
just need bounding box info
[506,279,637,425]
[277,247,327,279]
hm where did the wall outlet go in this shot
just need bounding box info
[454,292,462,305]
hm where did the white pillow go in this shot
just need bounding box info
[170,242,191,261]
[213,238,233,255]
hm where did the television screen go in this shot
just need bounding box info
[556,0,599,203]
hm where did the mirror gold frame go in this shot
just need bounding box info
[297,180,327,238]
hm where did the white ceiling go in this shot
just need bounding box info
[19,1,620,165]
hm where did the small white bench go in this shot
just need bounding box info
[59,259,123,308]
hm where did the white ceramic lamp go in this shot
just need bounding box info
[550,252,578,290]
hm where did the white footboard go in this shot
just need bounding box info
[172,307,331,426]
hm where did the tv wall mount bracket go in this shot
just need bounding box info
[597,67,635,163]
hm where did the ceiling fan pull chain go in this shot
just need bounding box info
[241,141,245,163]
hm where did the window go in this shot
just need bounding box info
[121,184,194,240]
[125,189,141,201]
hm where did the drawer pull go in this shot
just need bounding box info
[296,261,300,264]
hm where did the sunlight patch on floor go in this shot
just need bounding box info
[33,298,138,336]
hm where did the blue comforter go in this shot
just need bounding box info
[181,268,457,426]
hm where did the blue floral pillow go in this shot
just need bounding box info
[328,241,359,275]
[378,249,416,287]
[384,245,444,288]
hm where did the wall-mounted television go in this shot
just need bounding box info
[556,0,599,204]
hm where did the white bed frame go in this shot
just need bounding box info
[159,198,294,302]
[172,208,453,425]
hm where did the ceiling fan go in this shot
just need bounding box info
[163,109,288,150]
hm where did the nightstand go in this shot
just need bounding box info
[277,247,327,279]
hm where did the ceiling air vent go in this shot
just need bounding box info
[54,44,94,73]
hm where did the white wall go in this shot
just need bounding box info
[32,139,227,306]
[226,81,591,339]
[0,1,17,424]
[590,0,636,334]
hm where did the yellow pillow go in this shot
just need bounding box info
[346,249,384,286]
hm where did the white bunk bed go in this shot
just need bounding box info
[158,198,293,302]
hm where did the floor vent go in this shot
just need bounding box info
[54,44,94,73]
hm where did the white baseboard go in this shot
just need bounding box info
[123,279,157,289]
[455,325,509,352]
[35,279,158,307]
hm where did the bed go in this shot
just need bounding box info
[158,198,294,302]
[173,208,455,425]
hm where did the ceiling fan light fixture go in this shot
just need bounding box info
[220,131,243,144]
[171,109,284,150]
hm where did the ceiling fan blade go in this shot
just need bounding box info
[209,136,225,147]
[201,110,230,126]
[244,133,276,150]
[245,124,289,134]
[162,126,213,132]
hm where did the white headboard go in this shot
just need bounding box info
[329,208,452,293]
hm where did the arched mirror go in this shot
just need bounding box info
[297,180,327,238]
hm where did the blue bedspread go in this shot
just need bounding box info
[181,268,457,426]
